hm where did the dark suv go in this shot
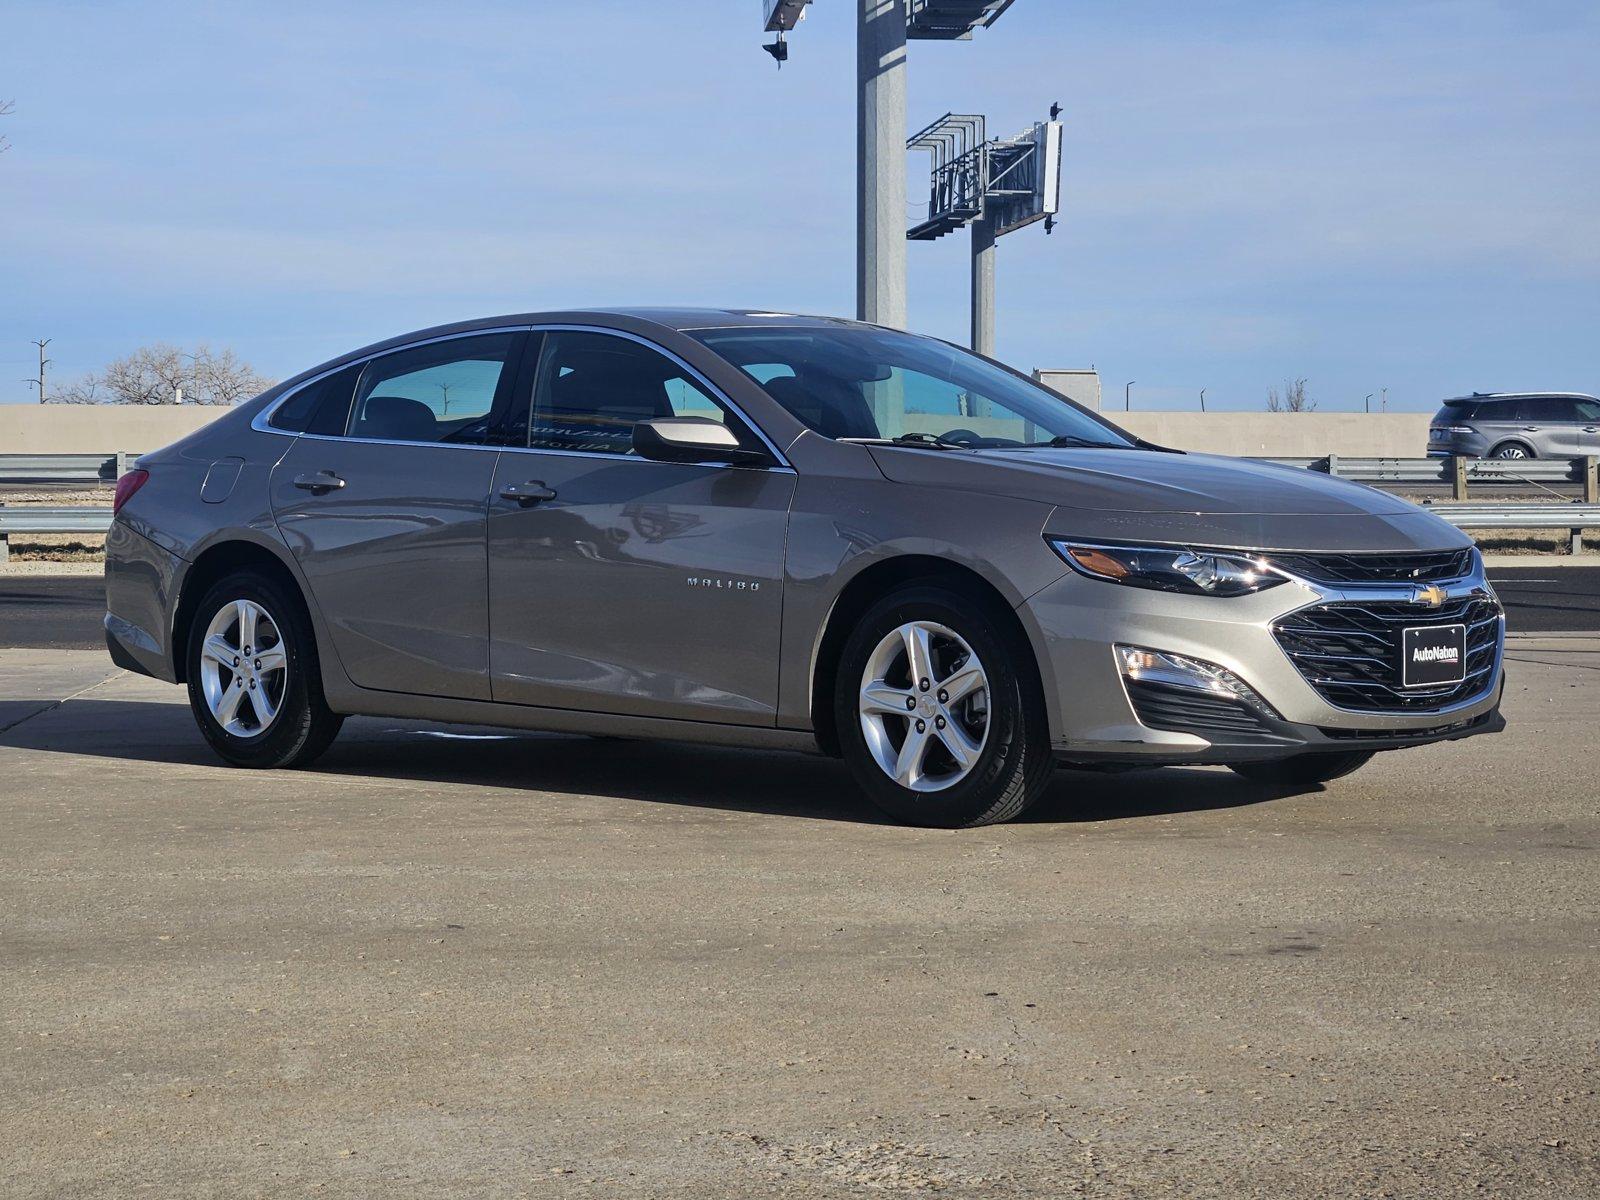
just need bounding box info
[1428,393,1600,460]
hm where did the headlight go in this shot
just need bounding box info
[1050,541,1289,597]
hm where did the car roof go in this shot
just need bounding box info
[1442,391,1600,403]
[256,308,897,404]
[419,307,873,338]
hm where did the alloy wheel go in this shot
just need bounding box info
[198,599,289,737]
[858,620,990,792]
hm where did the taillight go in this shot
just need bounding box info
[113,469,150,514]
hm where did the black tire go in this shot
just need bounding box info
[833,583,1053,828]
[1229,750,1374,786]
[1489,441,1535,460]
[185,567,343,769]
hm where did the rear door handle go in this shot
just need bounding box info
[499,481,557,505]
[292,470,346,493]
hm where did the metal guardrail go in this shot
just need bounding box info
[0,452,139,484]
[1261,453,1600,495]
[1423,504,1600,553]
[3,458,1599,560]
[0,506,114,563]
[0,507,116,534]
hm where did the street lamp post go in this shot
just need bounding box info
[1199,388,1206,413]
[1125,381,1135,411]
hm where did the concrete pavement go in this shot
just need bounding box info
[1,648,1597,1198]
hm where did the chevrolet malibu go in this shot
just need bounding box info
[105,309,1506,827]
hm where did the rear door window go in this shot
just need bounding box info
[269,365,359,435]
[348,333,520,445]
[1518,397,1579,422]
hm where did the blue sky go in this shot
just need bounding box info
[2,0,1596,412]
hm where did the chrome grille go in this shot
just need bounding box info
[1266,548,1475,585]
[1273,594,1502,713]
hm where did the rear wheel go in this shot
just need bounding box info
[185,568,342,769]
[1490,441,1534,460]
[834,584,1053,828]
[1229,750,1373,786]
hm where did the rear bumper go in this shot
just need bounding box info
[104,518,185,682]
[1426,433,1489,458]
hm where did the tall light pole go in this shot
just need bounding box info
[1125,380,1135,411]
[1364,393,1373,414]
[29,338,50,403]
[970,216,996,355]
[1199,387,1207,413]
[857,0,907,328]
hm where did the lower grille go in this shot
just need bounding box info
[1319,711,1499,741]
[1125,679,1287,745]
[1273,595,1502,713]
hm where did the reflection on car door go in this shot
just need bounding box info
[485,329,796,724]
[1572,399,1600,456]
[1517,397,1584,458]
[269,331,527,700]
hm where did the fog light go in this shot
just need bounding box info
[1117,645,1276,713]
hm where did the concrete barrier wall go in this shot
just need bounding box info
[1,400,1434,460]
[1033,370,1434,457]
[1113,412,1433,458]
[0,406,227,454]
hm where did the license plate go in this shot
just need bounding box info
[1402,624,1467,687]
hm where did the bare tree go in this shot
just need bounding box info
[99,343,189,404]
[1266,377,1316,412]
[188,344,272,405]
[47,342,274,405]
[0,99,12,154]
[52,378,102,405]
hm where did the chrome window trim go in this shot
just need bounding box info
[248,323,792,471]
[250,325,533,439]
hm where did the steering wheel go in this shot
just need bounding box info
[939,427,986,447]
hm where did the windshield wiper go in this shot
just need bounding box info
[842,432,965,450]
[1042,434,1133,449]
[1031,434,1183,453]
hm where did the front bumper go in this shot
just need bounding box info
[1021,561,1506,765]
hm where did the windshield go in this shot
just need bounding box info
[689,326,1136,450]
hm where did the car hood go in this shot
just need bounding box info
[864,444,1472,554]
[867,445,1416,516]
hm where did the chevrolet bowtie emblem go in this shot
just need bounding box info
[1412,583,1448,608]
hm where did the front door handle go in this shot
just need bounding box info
[292,470,346,493]
[499,481,557,505]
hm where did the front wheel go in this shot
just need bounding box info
[834,584,1053,828]
[185,568,343,769]
[1229,750,1373,786]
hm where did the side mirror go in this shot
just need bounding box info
[632,417,771,466]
